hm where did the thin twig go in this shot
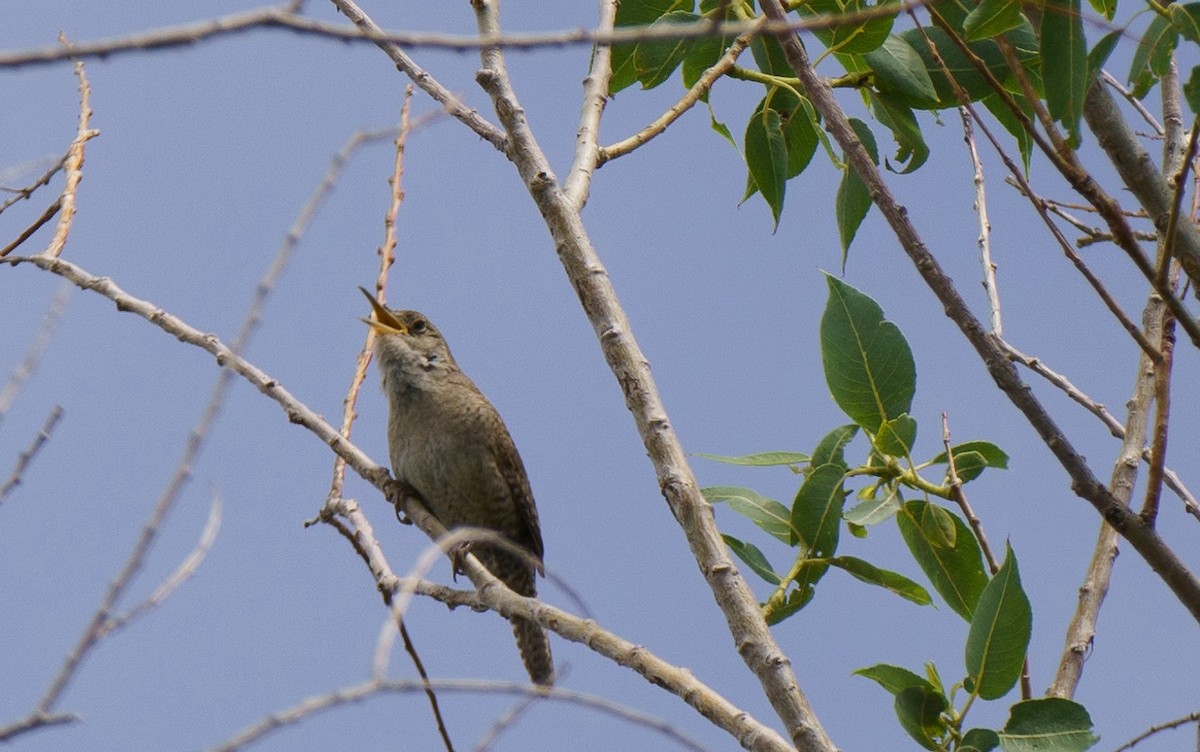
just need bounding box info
[1047,98,1185,692]
[999,341,1198,517]
[908,16,1163,358]
[0,2,929,67]
[563,0,619,208]
[0,405,63,505]
[0,153,66,215]
[328,96,409,505]
[206,677,713,752]
[0,197,61,258]
[960,109,1001,334]
[44,51,99,259]
[475,664,573,752]
[1101,71,1165,137]
[1112,711,1200,752]
[0,711,79,743]
[327,0,506,149]
[102,489,223,635]
[0,280,71,425]
[598,29,758,167]
[21,121,388,720]
[941,414,1030,699]
[322,514,457,751]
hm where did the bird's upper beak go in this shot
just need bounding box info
[358,286,408,335]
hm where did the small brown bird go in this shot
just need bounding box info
[361,288,553,686]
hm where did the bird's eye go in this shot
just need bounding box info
[410,319,428,334]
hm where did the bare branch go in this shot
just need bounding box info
[0,153,66,215]
[103,489,223,634]
[469,0,831,747]
[0,2,928,68]
[1046,289,1168,698]
[206,677,714,752]
[598,28,758,167]
[0,710,79,743]
[327,0,506,149]
[0,197,61,258]
[0,280,71,425]
[562,0,619,208]
[43,54,99,259]
[960,108,1001,334]
[0,405,63,505]
[1113,711,1200,752]
[999,341,1198,517]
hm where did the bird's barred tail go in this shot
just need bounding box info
[482,549,554,686]
[512,615,554,686]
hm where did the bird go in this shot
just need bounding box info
[360,287,553,686]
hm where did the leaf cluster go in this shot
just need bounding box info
[608,0,1200,241]
[702,278,1096,750]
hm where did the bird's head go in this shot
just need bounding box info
[359,287,457,387]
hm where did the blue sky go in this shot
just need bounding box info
[2,2,1198,751]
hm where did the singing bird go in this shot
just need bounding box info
[361,288,553,685]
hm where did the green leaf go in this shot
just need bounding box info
[834,119,879,253]
[1041,0,1086,139]
[764,587,813,625]
[1170,2,1200,41]
[998,700,1098,751]
[750,33,794,77]
[722,534,782,584]
[1128,15,1177,98]
[895,685,950,750]
[1083,0,1115,21]
[609,0,696,94]
[1085,30,1120,85]
[792,464,847,550]
[702,485,795,544]
[694,450,810,468]
[962,728,1001,751]
[812,424,859,469]
[929,440,1009,468]
[963,0,1023,40]
[919,502,957,548]
[836,166,871,253]
[875,413,917,456]
[830,555,932,605]
[866,35,939,107]
[682,31,731,90]
[950,451,989,483]
[844,488,901,525]
[781,96,820,178]
[634,11,701,89]
[744,106,788,230]
[898,26,1019,105]
[869,90,929,173]
[820,274,916,432]
[707,101,737,147]
[801,0,895,54]
[930,440,1009,483]
[1186,66,1200,114]
[854,663,935,695]
[966,545,1032,700]
[897,500,988,621]
[999,699,1098,751]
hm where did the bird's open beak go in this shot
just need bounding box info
[359,286,408,335]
